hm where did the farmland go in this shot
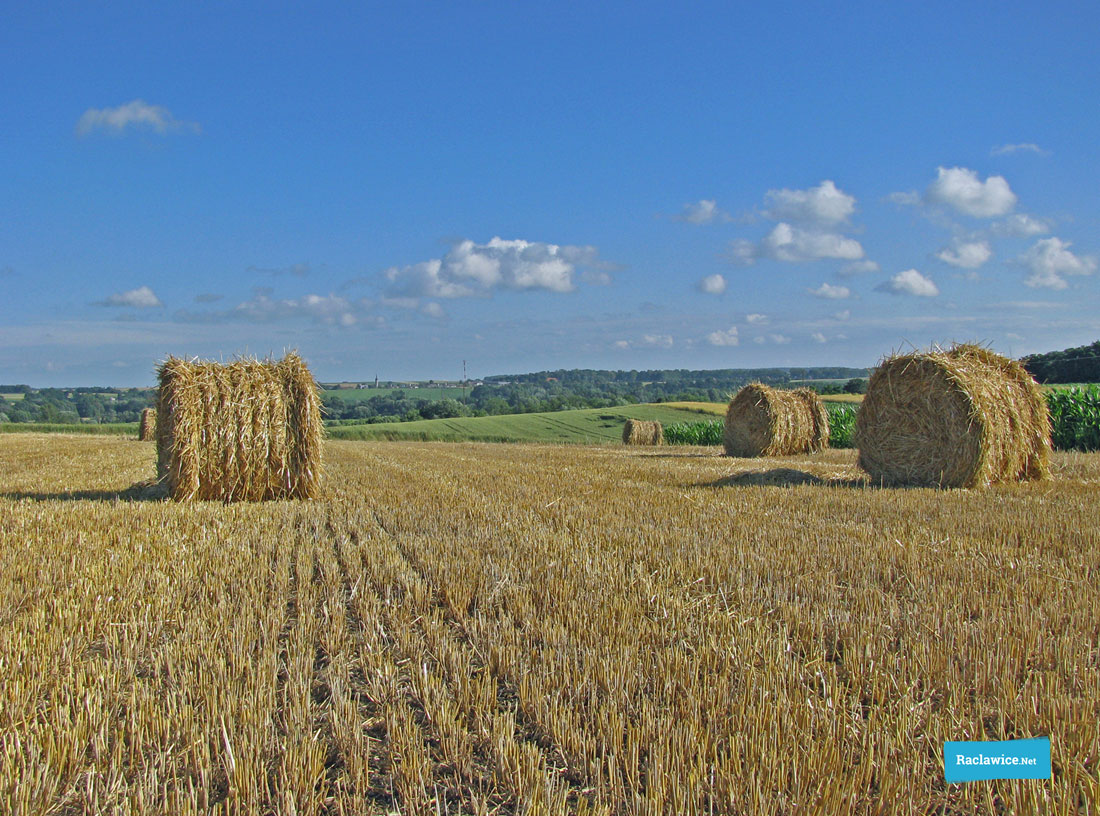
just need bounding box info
[1,434,1097,814]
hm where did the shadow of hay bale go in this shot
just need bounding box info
[0,478,168,503]
[704,468,871,489]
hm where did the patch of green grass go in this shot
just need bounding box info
[0,422,137,436]
[326,404,720,444]
[321,386,462,404]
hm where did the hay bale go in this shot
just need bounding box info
[138,408,156,441]
[155,353,323,501]
[622,419,664,446]
[722,384,830,457]
[854,344,1051,488]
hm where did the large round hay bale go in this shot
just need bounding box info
[138,408,156,441]
[155,353,323,501]
[723,384,830,457]
[854,344,1051,488]
[622,419,664,446]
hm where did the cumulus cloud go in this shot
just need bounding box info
[642,334,674,348]
[811,332,827,343]
[1021,237,1097,290]
[706,326,740,346]
[769,334,791,344]
[98,286,163,308]
[833,309,851,321]
[731,223,863,264]
[745,313,768,324]
[935,239,992,269]
[697,273,727,295]
[875,269,940,297]
[808,282,851,299]
[991,143,1049,156]
[924,166,1017,217]
[248,262,310,277]
[674,199,731,224]
[76,99,200,136]
[764,180,856,226]
[384,237,607,300]
[992,213,1053,237]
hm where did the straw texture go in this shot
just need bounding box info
[622,419,664,446]
[155,353,323,501]
[854,344,1051,488]
[138,408,156,441]
[723,384,830,457]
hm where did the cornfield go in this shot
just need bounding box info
[663,419,723,446]
[1047,385,1100,451]
[826,403,858,449]
[1,434,1098,814]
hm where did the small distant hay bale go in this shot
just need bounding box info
[138,408,156,441]
[155,353,323,501]
[723,384,830,457]
[854,344,1051,488]
[622,419,664,446]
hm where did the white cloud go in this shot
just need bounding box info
[875,269,940,297]
[752,336,765,345]
[925,166,1017,217]
[612,340,631,350]
[674,199,731,224]
[838,260,880,278]
[732,223,864,264]
[642,334,674,348]
[769,334,791,344]
[992,213,1053,237]
[706,326,740,346]
[833,309,850,321]
[76,100,199,136]
[991,143,1049,156]
[811,332,827,343]
[384,237,606,299]
[1021,237,1097,290]
[697,273,727,295]
[233,292,360,325]
[887,191,921,206]
[808,282,851,299]
[99,286,163,308]
[420,302,446,319]
[745,313,768,324]
[935,239,992,269]
[764,180,856,226]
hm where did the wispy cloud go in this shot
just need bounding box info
[808,282,851,299]
[76,100,200,136]
[673,199,731,224]
[991,142,1049,157]
[97,286,163,308]
[194,293,223,303]
[992,213,1053,237]
[248,262,311,277]
[875,269,939,297]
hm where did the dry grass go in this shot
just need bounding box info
[155,353,323,501]
[856,344,1051,488]
[622,418,664,445]
[723,383,830,457]
[1,434,1098,814]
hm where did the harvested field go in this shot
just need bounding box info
[1,434,1098,814]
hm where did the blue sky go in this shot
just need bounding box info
[2,1,1098,386]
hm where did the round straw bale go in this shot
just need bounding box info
[155,352,323,501]
[723,383,830,457]
[622,419,664,446]
[854,344,1051,488]
[138,408,156,441]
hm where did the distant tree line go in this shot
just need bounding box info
[1021,340,1100,384]
[0,388,154,424]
